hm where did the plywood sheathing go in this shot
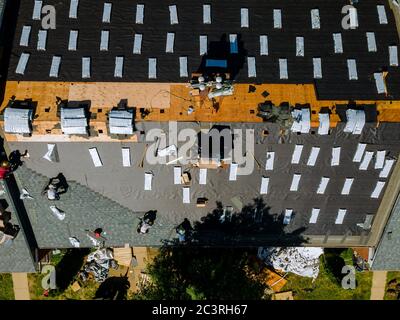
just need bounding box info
[2,81,400,141]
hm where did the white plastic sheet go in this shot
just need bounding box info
[353,143,366,162]
[309,208,320,224]
[371,181,385,199]
[316,177,329,194]
[331,147,341,166]
[341,178,354,195]
[260,177,269,195]
[88,148,103,167]
[335,209,347,224]
[265,151,275,170]
[174,166,182,185]
[290,174,301,191]
[291,145,303,164]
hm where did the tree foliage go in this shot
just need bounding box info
[135,247,267,300]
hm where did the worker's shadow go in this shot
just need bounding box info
[47,173,69,195]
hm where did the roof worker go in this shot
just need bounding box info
[42,181,60,200]
[8,150,29,171]
[0,161,11,180]
[137,220,152,234]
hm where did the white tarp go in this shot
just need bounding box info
[347,59,358,80]
[199,168,207,185]
[273,9,282,29]
[366,32,377,52]
[311,9,320,29]
[229,163,238,181]
[109,110,134,134]
[69,0,79,19]
[122,148,131,167]
[179,56,188,77]
[260,35,268,56]
[258,247,323,279]
[174,166,182,185]
[359,151,374,170]
[335,209,347,224]
[375,151,386,169]
[102,3,112,23]
[20,26,31,46]
[68,30,78,51]
[377,5,388,24]
[307,147,320,166]
[283,209,293,225]
[318,113,329,135]
[61,107,87,134]
[353,143,366,162]
[16,53,30,75]
[313,57,322,79]
[200,35,207,56]
[43,144,58,162]
[32,1,42,20]
[260,177,269,195]
[265,151,275,170]
[331,147,341,166]
[144,172,152,190]
[371,181,385,199]
[169,5,178,24]
[203,4,211,24]
[135,4,144,24]
[379,159,395,178]
[316,177,329,194]
[344,109,365,134]
[241,8,249,28]
[88,148,103,167]
[133,34,142,54]
[296,37,304,57]
[291,145,303,164]
[4,108,33,134]
[290,174,301,191]
[279,58,288,79]
[374,72,387,94]
[309,208,320,224]
[166,32,175,53]
[247,57,256,78]
[389,46,399,66]
[341,178,354,195]
[333,33,343,53]
[291,108,310,133]
[148,58,157,79]
[183,187,190,203]
[50,206,65,221]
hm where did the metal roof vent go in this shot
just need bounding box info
[4,108,33,134]
[61,107,88,135]
[108,110,134,135]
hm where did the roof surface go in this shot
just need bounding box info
[7,121,400,247]
[7,0,400,100]
[0,180,37,273]
[372,192,400,270]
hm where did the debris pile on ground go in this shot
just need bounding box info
[79,248,119,283]
[257,247,324,279]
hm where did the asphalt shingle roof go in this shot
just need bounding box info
[13,166,174,248]
[372,192,400,270]
[0,180,37,273]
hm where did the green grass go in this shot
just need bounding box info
[281,249,372,300]
[0,274,15,300]
[29,249,100,300]
[384,271,400,300]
